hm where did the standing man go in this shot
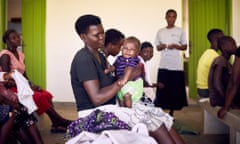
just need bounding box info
[154,9,188,116]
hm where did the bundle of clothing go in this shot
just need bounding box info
[65,98,173,144]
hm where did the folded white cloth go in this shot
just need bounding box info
[78,104,173,131]
[66,123,157,144]
[12,70,37,114]
[65,131,99,144]
[0,72,6,81]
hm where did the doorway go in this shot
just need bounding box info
[7,0,22,34]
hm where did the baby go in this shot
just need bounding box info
[105,36,144,107]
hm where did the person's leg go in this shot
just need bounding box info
[0,112,15,144]
[149,125,175,144]
[46,107,72,133]
[117,87,127,107]
[118,99,125,107]
[33,89,72,128]
[123,93,132,108]
[15,124,44,144]
[169,127,185,144]
[27,124,44,144]
[15,128,34,144]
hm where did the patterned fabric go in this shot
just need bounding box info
[9,87,52,115]
[65,109,130,140]
[77,104,173,132]
[114,56,140,80]
[0,104,37,131]
[13,106,37,130]
[0,104,12,124]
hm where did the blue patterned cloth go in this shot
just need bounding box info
[65,109,130,140]
[0,104,12,124]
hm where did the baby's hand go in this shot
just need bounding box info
[104,68,110,74]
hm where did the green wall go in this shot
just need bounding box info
[188,0,231,98]
[22,0,46,88]
[0,0,6,49]
[0,0,46,88]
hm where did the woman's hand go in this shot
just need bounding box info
[3,71,13,80]
[3,79,16,88]
[152,82,165,89]
[0,84,18,103]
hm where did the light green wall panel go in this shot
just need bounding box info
[188,0,231,98]
[22,0,46,88]
[0,0,6,49]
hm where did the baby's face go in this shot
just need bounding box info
[121,42,139,58]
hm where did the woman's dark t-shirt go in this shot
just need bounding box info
[70,48,116,111]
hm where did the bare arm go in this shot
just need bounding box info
[213,64,225,98]
[0,54,12,72]
[0,53,40,90]
[83,79,122,106]
[121,67,133,84]
[218,57,240,118]
[129,64,142,80]
[168,44,187,51]
[156,44,168,51]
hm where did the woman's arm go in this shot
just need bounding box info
[0,50,25,74]
[156,44,168,51]
[0,54,12,72]
[83,79,123,106]
[168,44,187,51]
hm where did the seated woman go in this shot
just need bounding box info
[70,14,185,144]
[0,29,72,133]
[0,72,44,144]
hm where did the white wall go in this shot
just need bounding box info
[46,0,183,102]
[7,0,21,22]
[232,0,240,46]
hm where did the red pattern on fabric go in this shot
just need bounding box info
[9,87,53,115]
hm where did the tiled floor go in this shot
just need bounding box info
[37,100,229,144]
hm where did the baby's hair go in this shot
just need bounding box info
[75,14,101,35]
[125,36,141,50]
[2,29,17,43]
[140,41,153,51]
